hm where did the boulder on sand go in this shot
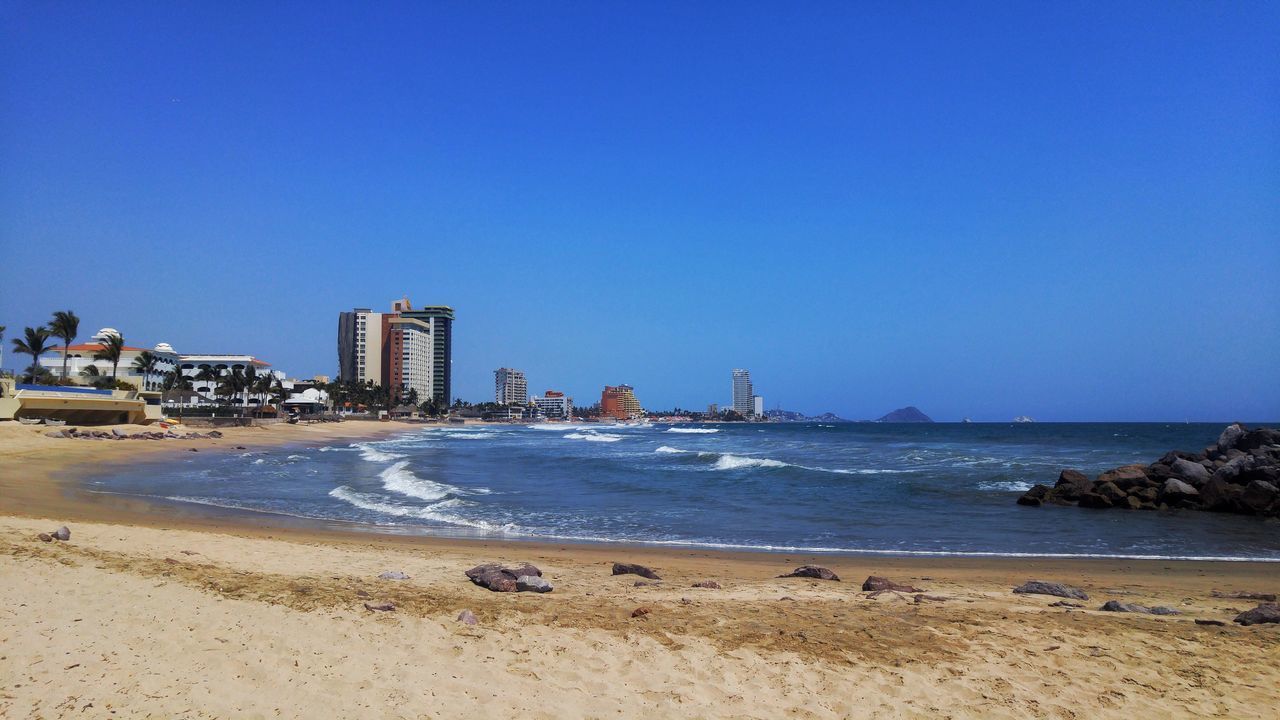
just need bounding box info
[612,562,661,580]
[1099,600,1179,615]
[1233,603,1280,626]
[1012,581,1088,601]
[862,576,923,593]
[457,609,479,625]
[52,526,70,541]
[466,563,546,593]
[778,565,840,581]
[516,575,553,593]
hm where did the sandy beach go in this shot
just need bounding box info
[2,420,1278,718]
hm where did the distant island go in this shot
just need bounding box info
[876,406,934,423]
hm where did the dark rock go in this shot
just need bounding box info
[1132,487,1159,503]
[52,526,70,541]
[1171,458,1210,485]
[862,576,923,593]
[378,571,409,580]
[516,575,552,593]
[1233,603,1280,626]
[1240,480,1277,514]
[45,430,67,438]
[633,580,660,587]
[631,607,651,618]
[363,602,395,612]
[1098,465,1148,491]
[457,609,478,625]
[465,563,544,592]
[188,448,199,452]
[37,533,53,542]
[1238,428,1280,451]
[1212,456,1255,485]
[1194,619,1226,626]
[1123,495,1144,510]
[1199,478,1242,512]
[1049,601,1084,608]
[1096,481,1127,503]
[1077,492,1113,509]
[778,565,840,581]
[612,562,661,579]
[1211,590,1278,602]
[1099,600,1179,615]
[691,580,722,589]
[1017,484,1050,506]
[234,445,246,450]
[1013,581,1088,600]
[208,430,223,438]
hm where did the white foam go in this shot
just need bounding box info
[564,432,624,443]
[655,446,689,454]
[286,454,307,461]
[665,428,719,434]
[252,458,265,465]
[379,460,454,502]
[327,486,513,532]
[979,480,1034,492]
[352,442,406,463]
[712,454,789,470]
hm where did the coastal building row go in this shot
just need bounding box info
[494,367,527,405]
[337,296,453,406]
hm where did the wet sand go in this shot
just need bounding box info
[1,420,1277,718]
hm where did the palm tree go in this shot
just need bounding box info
[93,332,126,384]
[11,326,53,383]
[48,310,80,381]
[131,350,159,391]
[194,366,220,404]
[242,365,258,409]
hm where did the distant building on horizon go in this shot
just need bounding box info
[731,369,754,417]
[532,390,572,420]
[494,367,528,406]
[707,402,718,417]
[753,395,764,417]
[337,296,452,406]
[601,384,642,420]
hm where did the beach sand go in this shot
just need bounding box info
[1,420,1277,718]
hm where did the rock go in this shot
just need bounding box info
[515,575,552,593]
[378,571,409,580]
[1097,465,1148,491]
[1212,456,1255,484]
[1049,601,1084,608]
[1217,423,1246,453]
[1077,492,1113,509]
[465,563,544,593]
[188,448,199,452]
[862,576,923,593]
[208,430,223,438]
[1132,487,1159,503]
[1052,470,1093,501]
[52,526,70,541]
[1171,458,1210,485]
[1099,600,1179,615]
[1095,481,1127,503]
[778,565,840,581]
[691,580,722,589]
[1012,581,1088,600]
[1199,478,1242,512]
[234,445,246,450]
[1238,428,1280,451]
[1233,603,1280,626]
[612,562,661,580]
[1161,478,1199,499]
[1194,619,1226,626]
[1240,480,1278,513]
[1123,495,1144,510]
[45,430,67,438]
[633,580,660,587]
[1017,484,1050,506]
[457,609,478,625]
[112,428,129,437]
[631,607,651,618]
[37,533,53,542]
[363,602,395,612]
[1211,590,1278,602]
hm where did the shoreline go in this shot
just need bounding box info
[3,419,1278,717]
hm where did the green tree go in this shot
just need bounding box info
[130,350,159,391]
[48,310,80,381]
[93,332,126,383]
[11,326,53,383]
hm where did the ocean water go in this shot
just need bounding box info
[84,422,1280,560]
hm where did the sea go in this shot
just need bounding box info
[83,422,1280,561]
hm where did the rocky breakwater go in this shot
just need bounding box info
[1017,423,1280,518]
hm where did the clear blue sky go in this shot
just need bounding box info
[2,2,1277,421]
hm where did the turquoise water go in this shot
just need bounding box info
[85,422,1280,560]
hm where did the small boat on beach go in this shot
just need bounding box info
[44,419,67,426]
[17,417,43,425]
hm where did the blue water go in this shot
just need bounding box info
[84,422,1280,560]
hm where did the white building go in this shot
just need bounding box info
[731,369,754,417]
[532,390,573,420]
[494,367,528,405]
[41,328,178,392]
[753,395,764,417]
[388,316,433,403]
[178,354,283,405]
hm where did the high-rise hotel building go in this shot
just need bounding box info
[601,384,642,420]
[731,369,754,417]
[337,297,453,406]
[494,367,528,405]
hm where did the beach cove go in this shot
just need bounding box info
[1,420,1278,718]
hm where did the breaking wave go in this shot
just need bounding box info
[665,428,719,434]
[564,432,624,443]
